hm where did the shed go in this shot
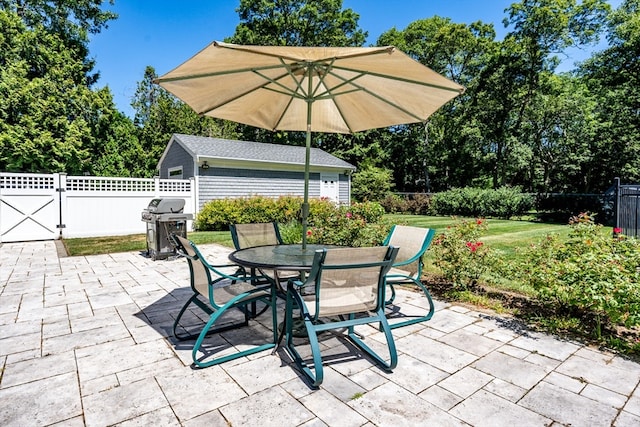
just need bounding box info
[157,134,356,209]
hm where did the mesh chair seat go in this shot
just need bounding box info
[172,235,277,368]
[383,225,437,329]
[284,246,399,387]
[386,266,412,279]
[230,222,300,286]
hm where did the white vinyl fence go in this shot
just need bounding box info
[0,173,196,242]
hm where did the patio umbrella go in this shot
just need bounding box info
[155,42,464,249]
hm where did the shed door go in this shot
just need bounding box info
[320,173,339,203]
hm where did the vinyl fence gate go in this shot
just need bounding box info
[0,172,195,243]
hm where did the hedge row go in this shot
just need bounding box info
[380,187,534,219]
[194,196,391,247]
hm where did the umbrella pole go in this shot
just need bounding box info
[302,69,313,250]
[302,127,310,250]
[302,132,312,248]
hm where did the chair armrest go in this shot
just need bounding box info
[392,254,424,267]
[287,278,305,290]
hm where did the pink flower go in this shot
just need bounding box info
[346,212,353,218]
[466,241,483,253]
[614,227,622,234]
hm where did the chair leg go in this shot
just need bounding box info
[348,310,397,371]
[173,293,214,341]
[192,295,276,368]
[385,283,397,305]
[385,279,435,330]
[283,291,324,387]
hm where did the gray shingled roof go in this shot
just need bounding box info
[173,134,355,170]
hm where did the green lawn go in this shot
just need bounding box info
[385,213,572,260]
[62,230,232,256]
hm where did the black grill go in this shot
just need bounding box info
[141,198,193,260]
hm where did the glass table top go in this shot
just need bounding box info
[229,244,338,270]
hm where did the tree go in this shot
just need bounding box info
[579,0,640,189]
[0,2,138,175]
[1,0,117,83]
[377,17,498,191]
[491,0,610,189]
[229,0,367,47]
[351,165,394,202]
[0,9,120,173]
[520,74,598,192]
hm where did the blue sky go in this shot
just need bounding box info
[88,0,618,118]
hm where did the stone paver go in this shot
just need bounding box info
[1,240,640,426]
[519,381,619,426]
[450,389,550,426]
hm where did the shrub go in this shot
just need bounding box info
[535,193,607,224]
[520,212,640,337]
[431,217,494,288]
[406,193,432,215]
[430,187,532,218]
[485,187,534,219]
[307,201,391,247]
[351,166,394,202]
[195,196,391,247]
[379,193,407,213]
[278,220,303,244]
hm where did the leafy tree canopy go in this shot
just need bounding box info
[0,4,138,175]
[228,0,367,46]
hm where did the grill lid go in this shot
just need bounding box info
[146,198,186,213]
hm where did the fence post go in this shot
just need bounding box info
[190,176,198,213]
[56,173,67,239]
[614,177,621,234]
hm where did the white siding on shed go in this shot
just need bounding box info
[198,168,322,209]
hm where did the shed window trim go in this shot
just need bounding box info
[168,166,183,179]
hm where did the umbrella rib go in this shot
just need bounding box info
[196,65,305,116]
[330,64,465,94]
[265,58,310,129]
[155,63,290,84]
[322,70,424,124]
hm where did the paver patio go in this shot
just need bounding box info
[1,240,640,426]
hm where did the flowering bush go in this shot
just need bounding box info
[306,201,391,247]
[431,217,493,288]
[199,196,391,247]
[521,212,640,337]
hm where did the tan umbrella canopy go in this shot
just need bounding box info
[156,41,464,248]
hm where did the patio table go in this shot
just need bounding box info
[228,243,338,273]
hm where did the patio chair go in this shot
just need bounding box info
[382,225,436,329]
[172,235,277,368]
[284,246,399,387]
[230,222,300,287]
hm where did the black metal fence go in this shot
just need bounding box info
[615,177,640,238]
